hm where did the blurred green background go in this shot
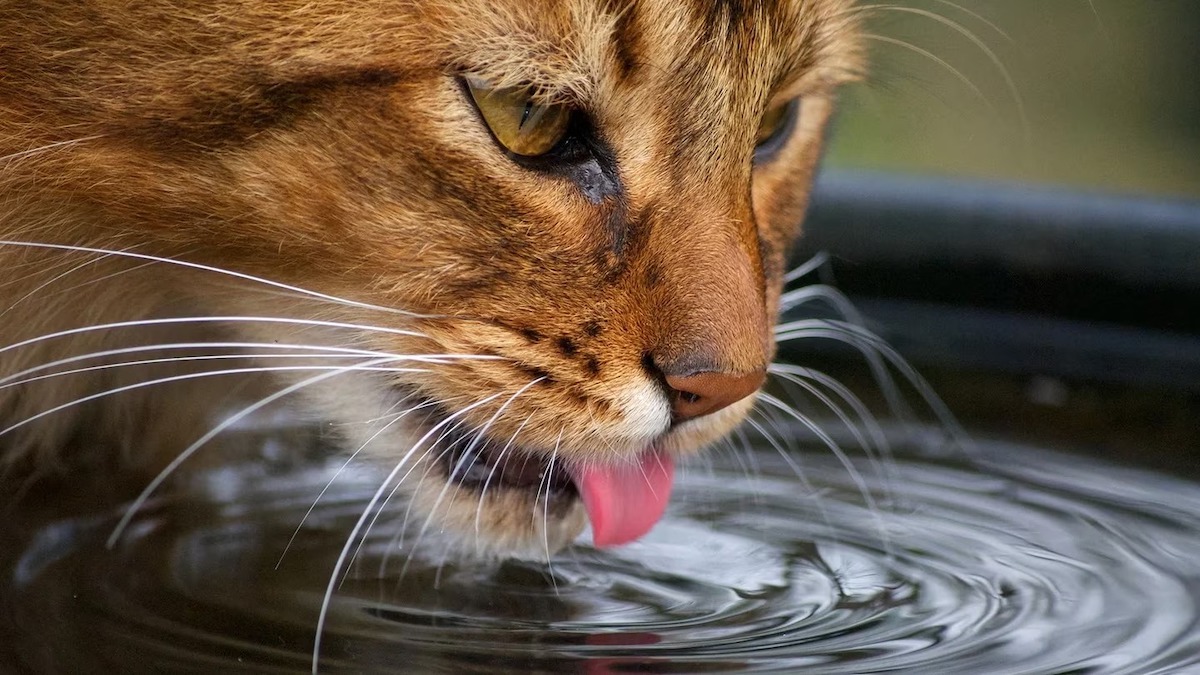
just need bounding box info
[825,1,1200,199]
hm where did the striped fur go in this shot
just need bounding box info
[0,0,863,555]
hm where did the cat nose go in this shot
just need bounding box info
[662,368,766,423]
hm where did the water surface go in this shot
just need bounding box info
[3,426,1199,674]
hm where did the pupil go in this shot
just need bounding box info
[520,100,534,129]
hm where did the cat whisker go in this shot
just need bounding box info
[728,425,764,487]
[313,392,503,675]
[748,401,799,466]
[0,249,126,319]
[433,538,454,591]
[0,240,424,318]
[863,33,993,116]
[0,342,402,389]
[866,4,1029,143]
[473,412,534,538]
[0,355,411,393]
[774,318,969,452]
[782,251,831,284]
[0,251,91,290]
[1084,0,1112,45]
[755,392,891,555]
[0,315,486,363]
[776,319,916,427]
[458,378,546,478]
[740,411,839,546]
[382,441,447,583]
[540,428,564,596]
[387,414,479,560]
[0,242,167,319]
[780,283,866,320]
[104,356,418,549]
[632,444,671,505]
[904,0,1015,42]
[372,397,473,579]
[385,438,477,570]
[769,364,898,496]
[369,380,542,578]
[350,394,471,427]
[0,135,106,167]
[278,393,436,571]
[1,364,432,443]
[355,418,467,580]
[767,366,897,509]
[402,378,543,561]
[766,368,879,459]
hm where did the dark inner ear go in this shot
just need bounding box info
[124,67,402,151]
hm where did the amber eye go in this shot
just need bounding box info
[465,77,572,157]
[754,99,796,156]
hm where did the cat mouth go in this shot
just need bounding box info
[419,403,676,547]
[438,422,578,502]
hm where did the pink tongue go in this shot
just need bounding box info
[569,452,675,548]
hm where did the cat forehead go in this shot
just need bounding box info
[435,0,861,100]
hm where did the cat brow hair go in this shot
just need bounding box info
[446,0,862,109]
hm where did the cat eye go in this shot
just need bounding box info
[754,99,799,162]
[465,77,572,157]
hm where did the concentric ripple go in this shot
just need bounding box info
[3,428,1200,674]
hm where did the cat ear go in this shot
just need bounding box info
[464,77,572,157]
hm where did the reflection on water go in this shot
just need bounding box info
[3,426,1199,674]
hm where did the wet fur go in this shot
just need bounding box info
[0,0,863,556]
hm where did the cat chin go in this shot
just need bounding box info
[286,363,758,557]
[409,478,590,560]
[377,392,757,557]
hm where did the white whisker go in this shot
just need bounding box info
[353,394,469,426]
[370,416,480,580]
[740,412,838,545]
[453,378,545,483]
[768,364,897,504]
[0,364,434,452]
[782,251,831,284]
[313,393,502,675]
[777,319,915,425]
[779,283,865,321]
[278,394,435,571]
[0,342,388,389]
[0,315,435,359]
[868,4,1028,143]
[0,135,106,166]
[0,250,119,319]
[863,33,994,115]
[403,378,543,561]
[770,365,892,460]
[774,318,968,449]
[540,426,564,596]
[0,343,487,392]
[866,0,1014,42]
[106,356,411,548]
[0,240,423,318]
[727,425,764,486]
[756,392,891,555]
[474,412,535,537]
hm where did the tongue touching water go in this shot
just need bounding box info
[3,419,1198,674]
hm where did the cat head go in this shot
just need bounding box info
[1,0,862,555]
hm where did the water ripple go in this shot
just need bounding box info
[3,433,1199,674]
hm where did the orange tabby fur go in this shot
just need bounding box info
[0,0,862,556]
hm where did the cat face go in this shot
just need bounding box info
[1,0,861,555]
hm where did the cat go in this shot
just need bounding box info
[0,0,863,559]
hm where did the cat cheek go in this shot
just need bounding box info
[751,99,837,243]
